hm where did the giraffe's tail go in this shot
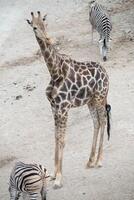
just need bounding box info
[105,104,111,140]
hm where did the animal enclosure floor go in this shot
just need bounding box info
[0,0,134,200]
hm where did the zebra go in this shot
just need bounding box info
[89,0,112,61]
[9,161,50,200]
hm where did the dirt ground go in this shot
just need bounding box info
[0,0,134,199]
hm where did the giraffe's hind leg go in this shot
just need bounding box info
[86,103,100,168]
[95,105,107,167]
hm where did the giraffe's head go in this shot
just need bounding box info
[26,11,52,44]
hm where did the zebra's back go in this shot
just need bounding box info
[89,1,112,61]
[9,161,49,200]
[89,1,112,38]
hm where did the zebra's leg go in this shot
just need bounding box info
[16,192,21,200]
[53,112,68,189]
[29,192,39,200]
[102,47,107,61]
[9,186,15,200]
[40,185,47,200]
[91,26,94,43]
[41,192,46,200]
[99,33,102,41]
[22,192,27,200]
[109,38,112,50]
[95,105,106,167]
[86,103,100,168]
[99,38,108,61]
[99,39,103,56]
[9,188,21,200]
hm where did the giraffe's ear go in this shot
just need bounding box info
[26,19,32,26]
[43,14,47,21]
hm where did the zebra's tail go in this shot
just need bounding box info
[102,38,107,61]
[105,104,111,140]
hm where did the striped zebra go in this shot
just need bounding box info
[9,161,50,200]
[89,0,112,61]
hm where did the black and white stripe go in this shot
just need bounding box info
[9,162,50,200]
[89,0,112,61]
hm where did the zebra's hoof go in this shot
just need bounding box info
[103,56,107,61]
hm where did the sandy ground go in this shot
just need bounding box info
[0,0,134,199]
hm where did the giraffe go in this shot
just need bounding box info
[27,11,111,189]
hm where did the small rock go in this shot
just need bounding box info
[67,39,72,42]
[56,46,60,50]
[15,95,22,100]
[55,18,60,23]
[23,84,36,92]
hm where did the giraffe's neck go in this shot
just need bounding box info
[36,36,60,78]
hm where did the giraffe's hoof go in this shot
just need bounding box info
[53,174,63,189]
[49,175,56,181]
[86,161,95,169]
[53,181,63,189]
[95,161,103,168]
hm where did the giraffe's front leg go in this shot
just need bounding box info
[53,113,68,189]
